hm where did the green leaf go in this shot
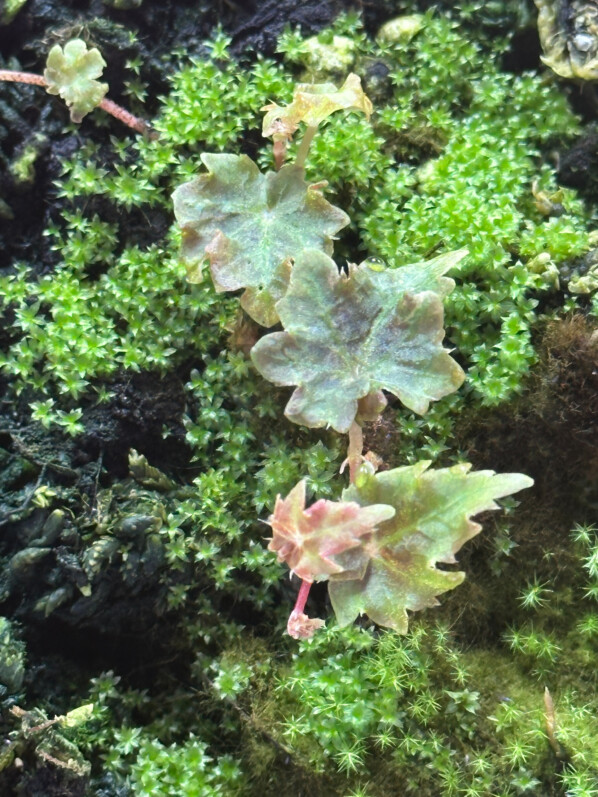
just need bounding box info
[267,479,394,582]
[172,155,349,327]
[44,39,108,123]
[328,462,533,632]
[251,249,465,432]
[364,248,468,298]
[262,73,373,142]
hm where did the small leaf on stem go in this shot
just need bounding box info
[267,479,394,582]
[262,73,373,143]
[287,610,325,639]
[44,39,108,123]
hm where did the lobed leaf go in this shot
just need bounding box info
[262,73,373,142]
[172,154,348,327]
[363,248,468,298]
[329,462,533,632]
[44,39,108,123]
[251,249,465,432]
[267,479,395,582]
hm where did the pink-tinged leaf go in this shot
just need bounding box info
[267,480,395,582]
[251,249,465,432]
[172,154,348,327]
[287,610,326,639]
[262,73,373,142]
[328,462,533,632]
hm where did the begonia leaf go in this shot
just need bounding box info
[328,462,533,632]
[365,248,468,298]
[267,479,394,582]
[251,249,465,432]
[262,73,373,142]
[44,39,108,123]
[172,154,348,327]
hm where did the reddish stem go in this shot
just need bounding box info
[273,139,286,170]
[99,97,155,137]
[293,578,312,615]
[347,421,364,484]
[0,69,153,136]
[0,70,45,86]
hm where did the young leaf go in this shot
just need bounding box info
[172,155,348,327]
[328,462,533,632]
[262,73,373,143]
[287,611,326,640]
[267,479,395,582]
[44,39,108,123]
[251,249,465,432]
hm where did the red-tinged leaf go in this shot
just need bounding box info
[251,249,465,432]
[287,610,326,640]
[328,462,533,632]
[267,480,395,582]
[172,154,348,327]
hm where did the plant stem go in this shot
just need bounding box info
[273,139,286,171]
[293,578,312,615]
[294,124,318,169]
[0,69,153,136]
[0,70,45,86]
[99,97,154,137]
[347,421,364,484]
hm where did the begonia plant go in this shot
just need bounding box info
[172,74,533,638]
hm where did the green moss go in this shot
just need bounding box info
[0,617,25,698]
[1,6,598,796]
[0,10,589,425]
[128,736,244,795]
[9,134,47,186]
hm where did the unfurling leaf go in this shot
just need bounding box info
[44,39,108,123]
[262,73,373,143]
[287,610,326,639]
[267,479,394,582]
[251,249,465,432]
[328,462,533,632]
[172,155,348,327]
